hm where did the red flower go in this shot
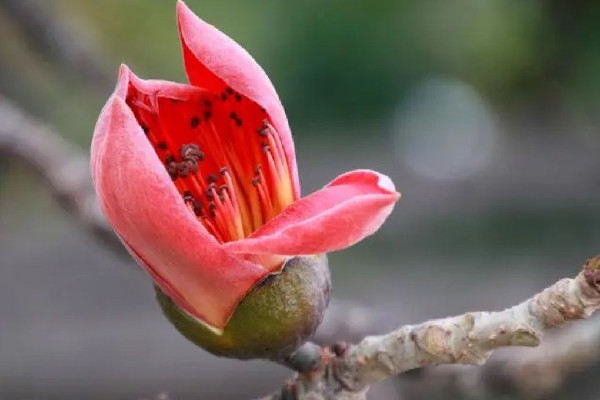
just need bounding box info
[91,1,399,333]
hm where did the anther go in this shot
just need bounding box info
[208,201,217,217]
[204,99,212,108]
[178,162,190,177]
[207,174,219,184]
[141,124,150,134]
[229,111,238,120]
[225,87,234,95]
[219,167,228,175]
[234,93,242,102]
[252,177,260,186]
[257,128,268,137]
[220,92,227,101]
[204,111,212,120]
[165,155,178,180]
[167,164,179,180]
[257,121,272,136]
[180,144,204,163]
[157,141,168,150]
[187,160,199,174]
[192,199,203,216]
[190,116,200,129]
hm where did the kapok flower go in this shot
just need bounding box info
[91,1,399,336]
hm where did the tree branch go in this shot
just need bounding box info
[404,313,600,399]
[0,94,122,252]
[259,256,600,400]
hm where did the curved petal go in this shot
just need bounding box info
[176,0,300,197]
[91,93,270,331]
[223,170,400,260]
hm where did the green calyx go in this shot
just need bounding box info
[155,255,331,360]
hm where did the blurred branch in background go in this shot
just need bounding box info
[0,0,112,90]
[0,94,121,252]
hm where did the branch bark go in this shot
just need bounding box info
[259,256,600,400]
[404,313,600,399]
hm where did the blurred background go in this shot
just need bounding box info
[1,0,599,399]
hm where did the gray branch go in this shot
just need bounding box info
[0,94,122,252]
[259,257,600,399]
[404,313,600,399]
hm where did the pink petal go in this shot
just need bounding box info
[91,89,270,331]
[223,170,400,259]
[176,1,300,197]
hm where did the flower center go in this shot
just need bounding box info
[126,84,295,243]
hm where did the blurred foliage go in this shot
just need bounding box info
[1,0,600,140]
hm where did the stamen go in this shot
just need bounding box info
[178,161,190,178]
[208,201,217,217]
[220,168,242,223]
[220,187,245,238]
[253,167,275,219]
[207,174,219,184]
[165,155,178,180]
[202,216,225,242]
[257,120,294,207]
[126,82,296,246]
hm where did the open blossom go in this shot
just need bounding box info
[91,0,400,332]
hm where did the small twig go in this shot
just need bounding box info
[0,94,122,253]
[0,0,113,89]
[259,256,600,400]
